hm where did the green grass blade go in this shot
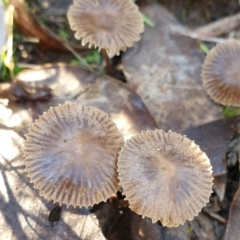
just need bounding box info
[141,13,154,27]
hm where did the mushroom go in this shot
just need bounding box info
[23,103,124,207]
[67,0,144,57]
[202,39,240,106]
[117,129,213,227]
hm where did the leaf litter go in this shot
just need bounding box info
[0,65,165,240]
[122,2,240,239]
[1,1,240,239]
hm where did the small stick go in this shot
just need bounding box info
[101,49,112,76]
[170,27,226,43]
[170,12,240,43]
[192,12,240,37]
[202,207,227,225]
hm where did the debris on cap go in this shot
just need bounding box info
[117,129,213,227]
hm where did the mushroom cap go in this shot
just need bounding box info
[23,103,124,207]
[117,129,213,227]
[202,39,240,106]
[67,0,144,57]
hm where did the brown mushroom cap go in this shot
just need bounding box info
[202,39,240,106]
[117,129,213,227]
[23,103,124,207]
[67,0,144,57]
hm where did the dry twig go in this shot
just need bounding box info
[193,12,240,37]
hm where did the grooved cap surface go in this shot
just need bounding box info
[202,39,240,106]
[23,103,124,207]
[67,0,144,57]
[117,129,213,227]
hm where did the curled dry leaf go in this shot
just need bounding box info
[202,39,240,107]
[67,0,144,57]
[0,80,52,101]
[118,129,213,227]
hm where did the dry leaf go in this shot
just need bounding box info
[121,3,222,132]
[0,65,161,239]
[14,64,158,139]
[0,80,52,101]
[183,116,240,176]
[0,128,105,240]
[12,0,88,52]
[0,108,105,240]
[225,188,240,240]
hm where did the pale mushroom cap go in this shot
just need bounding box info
[117,129,213,227]
[23,103,124,207]
[202,39,240,106]
[67,0,144,57]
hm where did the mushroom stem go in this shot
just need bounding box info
[101,49,113,76]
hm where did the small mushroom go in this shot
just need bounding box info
[202,39,240,106]
[117,129,213,227]
[23,103,124,207]
[67,0,144,57]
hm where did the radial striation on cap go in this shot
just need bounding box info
[23,103,124,207]
[117,129,213,227]
[67,0,144,57]
[202,39,240,106]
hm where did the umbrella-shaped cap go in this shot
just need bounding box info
[202,39,240,106]
[23,103,124,207]
[117,129,213,227]
[67,0,144,57]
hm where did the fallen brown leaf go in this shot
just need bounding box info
[12,0,88,52]
[0,128,105,240]
[121,3,222,132]
[183,116,240,176]
[0,65,163,239]
[14,64,158,138]
[225,188,240,240]
[0,79,52,101]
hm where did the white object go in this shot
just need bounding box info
[0,2,6,69]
